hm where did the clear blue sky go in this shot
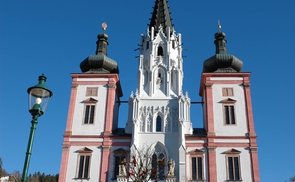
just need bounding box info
[1,0,294,181]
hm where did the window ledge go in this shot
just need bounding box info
[75,178,90,180]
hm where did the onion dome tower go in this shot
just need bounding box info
[59,22,123,182]
[203,26,243,72]
[199,23,260,182]
[80,23,119,73]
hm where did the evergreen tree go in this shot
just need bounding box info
[0,161,59,182]
[0,158,9,178]
[0,158,2,178]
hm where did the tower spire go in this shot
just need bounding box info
[149,0,173,34]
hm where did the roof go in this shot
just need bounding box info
[149,0,173,34]
[192,128,207,136]
[112,128,132,136]
[203,31,243,73]
[0,176,18,182]
[80,30,119,74]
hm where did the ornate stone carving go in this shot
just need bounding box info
[165,107,170,115]
[71,83,78,88]
[147,118,151,132]
[139,114,145,132]
[165,176,176,182]
[204,83,213,88]
[168,158,175,176]
[62,144,71,150]
[137,105,177,132]
[172,106,179,130]
[118,158,127,176]
[107,83,116,89]
[156,77,162,84]
[144,59,149,69]
[243,82,251,87]
[130,91,134,98]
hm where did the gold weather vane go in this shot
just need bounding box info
[102,22,107,32]
[218,20,222,32]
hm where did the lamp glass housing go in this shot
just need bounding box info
[27,74,53,113]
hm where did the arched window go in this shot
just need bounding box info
[151,153,157,179]
[157,46,163,56]
[151,153,165,180]
[156,115,162,132]
[150,142,168,180]
[113,148,128,179]
[158,153,165,179]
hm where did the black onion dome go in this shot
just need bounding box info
[80,31,119,74]
[203,31,243,72]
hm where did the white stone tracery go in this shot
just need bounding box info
[137,105,178,133]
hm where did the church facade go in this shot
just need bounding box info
[58,1,260,182]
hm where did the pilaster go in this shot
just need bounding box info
[207,146,217,182]
[204,82,215,136]
[65,82,78,132]
[99,145,111,182]
[243,79,257,136]
[58,144,70,182]
[104,83,117,133]
[250,146,260,182]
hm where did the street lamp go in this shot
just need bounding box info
[21,74,53,182]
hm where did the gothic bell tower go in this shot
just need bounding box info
[125,0,192,180]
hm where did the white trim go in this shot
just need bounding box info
[77,78,109,81]
[111,139,132,142]
[210,77,243,80]
[214,139,249,143]
[186,140,206,143]
[69,138,103,142]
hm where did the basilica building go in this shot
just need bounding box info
[58,0,260,181]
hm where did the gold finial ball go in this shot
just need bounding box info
[217,20,221,30]
[102,22,107,31]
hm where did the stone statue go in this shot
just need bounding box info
[119,158,127,176]
[156,77,162,84]
[168,158,175,176]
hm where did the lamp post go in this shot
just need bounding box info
[21,74,53,182]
